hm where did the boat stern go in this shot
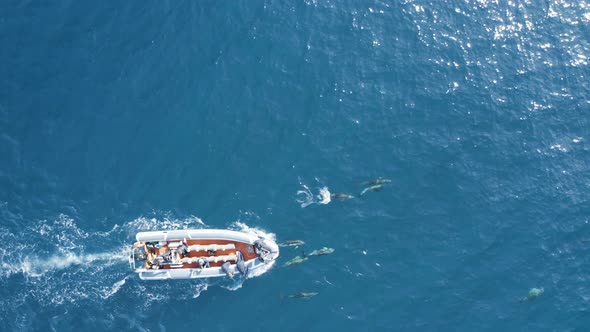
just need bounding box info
[130,242,147,271]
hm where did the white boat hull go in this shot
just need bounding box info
[130,229,279,280]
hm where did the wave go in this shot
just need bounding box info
[230,220,277,242]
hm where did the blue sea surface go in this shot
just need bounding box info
[1,1,590,331]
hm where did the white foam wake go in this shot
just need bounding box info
[296,184,331,208]
[124,213,207,233]
[6,249,128,278]
[231,220,277,242]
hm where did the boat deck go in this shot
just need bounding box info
[141,238,257,270]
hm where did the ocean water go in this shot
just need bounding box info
[1,0,590,331]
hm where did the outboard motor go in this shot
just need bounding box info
[133,246,147,261]
[236,251,248,277]
[131,246,147,269]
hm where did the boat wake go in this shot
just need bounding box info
[0,209,278,327]
[296,183,331,208]
[0,214,131,280]
[230,220,277,242]
[1,247,128,279]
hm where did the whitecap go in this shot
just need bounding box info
[296,184,315,208]
[317,187,332,205]
[230,221,276,242]
[550,144,568,153]
[296,183,331,208]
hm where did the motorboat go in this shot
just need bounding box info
[129,229,279,280]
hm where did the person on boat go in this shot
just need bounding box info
[161,251,172,263]
[236,251,248,277]
[147,253,160,269]
[221,261,234,278]
[198,258,210,269]
[254,240,273,261]
[176,243,189,256]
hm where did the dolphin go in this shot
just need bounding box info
[330,193,355,199]
[283,255,308,267]
[362,178,392,186]
[287,292,318,299]
[279,240,305,247]
[360,184,384,196]
[307,247,335,257]
[521,287,544,302]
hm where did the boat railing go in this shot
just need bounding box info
[181,254,237,264]
[187,243,236,253]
